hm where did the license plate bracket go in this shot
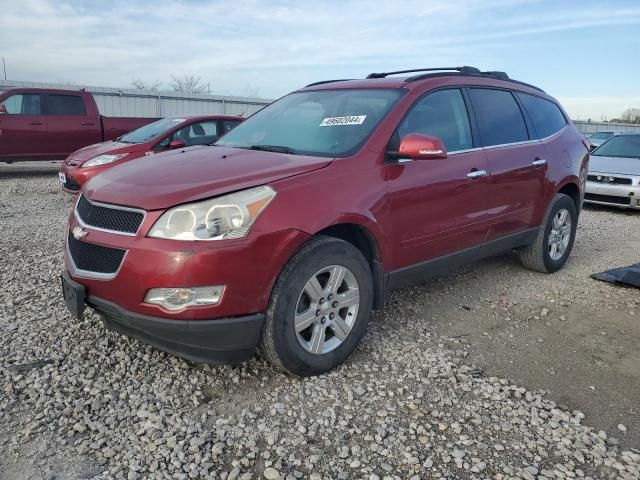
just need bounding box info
[61,273,86,319]
[58,172,66,184]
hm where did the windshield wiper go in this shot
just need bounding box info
[249,144,297,154]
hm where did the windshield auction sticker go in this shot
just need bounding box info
[320,115,367,127]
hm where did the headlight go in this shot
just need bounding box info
[148,185,276,241]
[83,153,128,167]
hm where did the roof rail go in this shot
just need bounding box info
[304,67,544,93]
[305,79,355,87]
[405,69,545,93]
[366,66,481,79]
[482,71,509,80]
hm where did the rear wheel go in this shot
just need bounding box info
[259,236,373,376]
[518,193,577,273]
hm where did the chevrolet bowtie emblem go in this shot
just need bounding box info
[72,226,87,240]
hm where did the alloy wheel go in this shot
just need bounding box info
[548,208,572,261]
[294,265,360,354]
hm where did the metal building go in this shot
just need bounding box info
[0,79,272,117]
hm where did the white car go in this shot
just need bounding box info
[585,134,640,209]
[588,130,623,150]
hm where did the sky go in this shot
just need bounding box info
[0,0,639,120]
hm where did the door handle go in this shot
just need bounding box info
[81,122,96,126]
[467,169,487,179]
[27,121,43,125]
[532,158,547,166]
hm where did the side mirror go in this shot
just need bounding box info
[168,139,185,150]
[389,133,447,161]
[0,105,7,114]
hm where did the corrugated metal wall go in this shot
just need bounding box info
[574,121,640,135]
[0,79,272,118]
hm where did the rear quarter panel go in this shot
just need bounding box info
[539,122,588,222]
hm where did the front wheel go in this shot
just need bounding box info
[518,193,578,273]
[259,236,373,376]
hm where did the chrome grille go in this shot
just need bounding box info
[76,195,145,235]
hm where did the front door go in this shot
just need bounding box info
[0,93,48,161]
[386,88,491,270]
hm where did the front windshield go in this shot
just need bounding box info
[592,135,640,158]
[215,89,403,157]
[120,117,188,143]
[589,132,614,140]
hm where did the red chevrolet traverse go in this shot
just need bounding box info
[62,67,589,376]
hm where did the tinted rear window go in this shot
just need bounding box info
[468,88,529,147]
[46,95,86,115]
[517,93,566,139]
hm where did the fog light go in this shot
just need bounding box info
[144,286,225,311]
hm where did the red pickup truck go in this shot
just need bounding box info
[0,87,158,162]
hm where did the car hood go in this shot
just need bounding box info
[66,141,144,163]
[85,146,333,210]
[589,155,640,176]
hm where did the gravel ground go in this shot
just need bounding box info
[1,173,639,480]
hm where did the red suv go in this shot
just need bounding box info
[61,67,589,376]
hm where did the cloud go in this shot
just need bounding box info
[0,0,639,118]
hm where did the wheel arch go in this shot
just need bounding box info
[557,180,581,212]
[314,222,387,310]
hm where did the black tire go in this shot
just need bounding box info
[518,193,578,273]
[259,236,373,376]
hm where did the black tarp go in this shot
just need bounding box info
[592,263,640,289]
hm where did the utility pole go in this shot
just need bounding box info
[2,58,6,80]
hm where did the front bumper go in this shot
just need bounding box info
[585,179,640,209]
[63,271,264,364]
[90,293,265,364]
[60,162,95,194]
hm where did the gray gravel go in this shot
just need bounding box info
[1,174,639,480]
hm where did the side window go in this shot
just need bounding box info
[516,93,567,139]
[1,94,42,114]
[154,135,171,150]
[186,121,219,146]
[397,89,473,153]
[468,88,528,146]
[46,95,86,116]
[221,120,241,134]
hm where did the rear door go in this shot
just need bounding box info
[386,88,491,269]
[44,94,101,158]
[0,93,48,160]
[466,87,547,237]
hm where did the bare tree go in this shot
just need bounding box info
[620,108,640,124]
[130,78,162,91]
[170,74,211,94]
